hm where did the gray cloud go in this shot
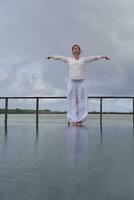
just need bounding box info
[0,0,134,110]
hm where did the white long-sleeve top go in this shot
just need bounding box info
[52,55,105,80]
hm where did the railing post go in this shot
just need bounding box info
[36,97,39,128]
[5,98,8,125]
[100,97,102,124]
[133,97,134,126]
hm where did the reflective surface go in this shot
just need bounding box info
[0,114,134,200]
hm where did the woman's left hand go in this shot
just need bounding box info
[102,56,111,60]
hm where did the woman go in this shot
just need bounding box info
[46,44,111,126]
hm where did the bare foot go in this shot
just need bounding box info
[76,121,83,126]
[72,122,77,126]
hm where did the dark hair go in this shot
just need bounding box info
[72,44,81,53]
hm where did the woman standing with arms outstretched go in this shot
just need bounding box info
[46,44,111,126]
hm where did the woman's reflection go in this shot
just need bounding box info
[65,125,89,168]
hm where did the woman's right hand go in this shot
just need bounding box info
[46,56,53,59]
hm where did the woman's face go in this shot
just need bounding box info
[72,46,80,55]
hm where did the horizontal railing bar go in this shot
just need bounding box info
[0,96,134,99]
[1,112,133,114]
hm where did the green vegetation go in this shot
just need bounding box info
[0,108,133,114]
[0,108,66,114]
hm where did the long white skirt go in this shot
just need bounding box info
[67,79,88,123]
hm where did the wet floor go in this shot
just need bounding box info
[0,114,134,200]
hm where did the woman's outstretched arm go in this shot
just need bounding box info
[83,55,111,63]
[46,55,69,63]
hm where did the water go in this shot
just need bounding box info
[0,114,134,200]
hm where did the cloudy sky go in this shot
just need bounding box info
[0,0,134,111]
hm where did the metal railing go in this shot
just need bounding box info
[0,96,134,127]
